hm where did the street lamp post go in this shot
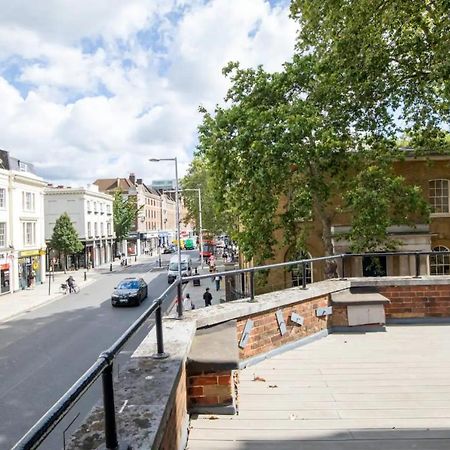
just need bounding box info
[149,158,183,318]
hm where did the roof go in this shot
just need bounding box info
[93,178,133,193]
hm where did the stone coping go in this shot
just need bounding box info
[331,289,390,305]
[350,275,450,287]
[185,279,351,328]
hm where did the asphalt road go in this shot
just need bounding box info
[0,251,196,450]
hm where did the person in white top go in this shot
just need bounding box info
[183,293,194,311]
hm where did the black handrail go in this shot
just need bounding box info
[12,249,450,449]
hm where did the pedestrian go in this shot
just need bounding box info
[183,293,194,311]
[214,274,222,291]
[66,275,75,293]
[203,287,212,307]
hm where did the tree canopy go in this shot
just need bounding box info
[185,1,448,267]
[50,212,83,270]
[113,190,139,242]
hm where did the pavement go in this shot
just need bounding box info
[188,324,450,450]
[181,263,226,311]
[0,254,159,324]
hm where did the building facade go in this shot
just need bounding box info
[263,154,450,290]
[45,185,114,269]
[0,150,47,293]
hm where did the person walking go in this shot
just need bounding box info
[203,287,213,307]
[214,274,221,291]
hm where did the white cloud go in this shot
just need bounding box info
[0,0,297,185]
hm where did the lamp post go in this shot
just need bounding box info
[164,188,203,268]
[149,158,183,318]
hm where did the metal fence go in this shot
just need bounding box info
[12,249,450,449]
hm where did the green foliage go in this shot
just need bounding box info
[113,190,139,241]
[180,156,228,236]
[50,213,83,270]
[290,0,450,154]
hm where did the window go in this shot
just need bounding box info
[87,201,91,212]
[100,203,104,214]
[0,223,6,247]
[94,202,98,213]
[94,223,98,236]
[107,222,111,236]
[87,222,92,237]
[0,189,5,208]
[290,251,313,286]
[22,222,36,246]
[429,179,449,213]
[22,192,35,211]
[100,223,104,236]
[430,246,450,275]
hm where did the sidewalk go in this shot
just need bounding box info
[0,255,158,324]
[182,264,226,310]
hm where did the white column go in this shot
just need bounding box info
[40,253,46,284]
[136,238,141,256]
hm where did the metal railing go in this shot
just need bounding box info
[12,249,450,449]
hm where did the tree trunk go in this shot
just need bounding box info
[62,251,66,274]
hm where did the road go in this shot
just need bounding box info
[0,251,196,450]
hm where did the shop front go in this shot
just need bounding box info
[18,249,44,290]
[0,255,11,294]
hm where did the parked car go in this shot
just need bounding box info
[162,245,176,254]
[111,277,148,307]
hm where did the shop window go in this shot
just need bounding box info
[22,192,35,211]
[0,222,6,247]
[430,246,450,275]
[429,179,449,213]
[290,251,313,286]
[22,222,36,246]
[0,188,5,208]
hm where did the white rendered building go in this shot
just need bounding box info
[45,184,115,269]
[0,151,47,293]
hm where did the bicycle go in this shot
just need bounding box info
[60,283,80,294]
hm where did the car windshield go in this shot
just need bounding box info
[117,280,140,290]
[169,262,188,271]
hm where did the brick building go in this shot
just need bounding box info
[263,154,450,289]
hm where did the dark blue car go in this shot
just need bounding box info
[111,277,148,307]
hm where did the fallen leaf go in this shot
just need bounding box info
[253,375,266,382]
[268,385,278,388]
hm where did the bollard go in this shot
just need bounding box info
[134,255,137,262]
[84,271,87,281]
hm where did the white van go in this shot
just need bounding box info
[168,255,192,283]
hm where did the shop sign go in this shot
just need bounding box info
[19,249,39,258]
[39,249,46,256]
[0,263,9,270]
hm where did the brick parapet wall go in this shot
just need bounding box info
[380,284,450,319]
[158,364,187,450]
[237,295,329,360]
[330,304,348,327]
[187,371,236,410]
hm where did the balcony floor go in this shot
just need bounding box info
[187,324,450,450]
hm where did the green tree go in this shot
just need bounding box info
[113,190,139,242]
[197,58,429,270]
[290,0,450,153]
[50,212,83,272]
[181,156,228,236]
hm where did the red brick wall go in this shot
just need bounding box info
[187,371,234,409]
[158,365,187,450]
[380,284,450,319]
[330,304,348,327]
[237,295,329,360]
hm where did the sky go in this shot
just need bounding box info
[0,0,297,186]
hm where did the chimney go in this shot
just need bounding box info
[136,178,143,185]
[129,173,136,184]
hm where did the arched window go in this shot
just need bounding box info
[430,246,450,275]
[429,180,449,213]
[291,251,312,286]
